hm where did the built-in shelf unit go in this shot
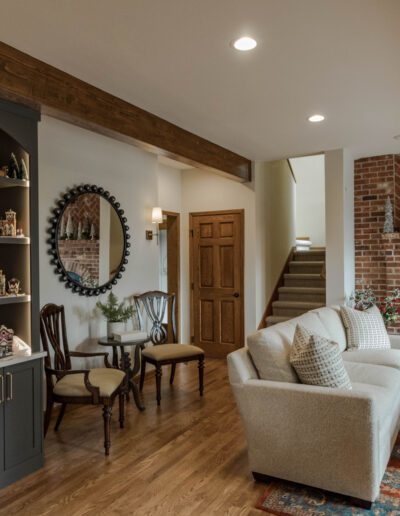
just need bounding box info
[0,99,43,488]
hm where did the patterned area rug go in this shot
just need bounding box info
[256,437,400,515]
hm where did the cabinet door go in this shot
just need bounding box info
[0,368,4,473]
[4,360,42,472]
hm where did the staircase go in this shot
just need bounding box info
[265,248,326,327]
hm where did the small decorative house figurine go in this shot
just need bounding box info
[0,325,13,358]
[0,208,17,237]
[5,209,16,237]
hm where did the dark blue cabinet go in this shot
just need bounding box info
[0,357,43,488]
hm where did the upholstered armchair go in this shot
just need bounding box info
[40,303,127,455]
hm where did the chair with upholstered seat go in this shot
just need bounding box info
[40,303,127,455]
[134,291,204,406]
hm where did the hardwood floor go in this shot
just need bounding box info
[0,359,266,516]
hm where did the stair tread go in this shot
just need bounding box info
[272,300,324,308]
[266,315,292,325]
[289,261,325,265]
[294,250,325,255]
[284,273,323,279]
[278,286,326,293]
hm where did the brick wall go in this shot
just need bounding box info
[354,154,400,332]
[58,240,100,286]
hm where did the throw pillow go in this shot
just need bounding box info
[340,305,390,350]
[290,325,352,389]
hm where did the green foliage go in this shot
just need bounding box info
[96,292,135,323]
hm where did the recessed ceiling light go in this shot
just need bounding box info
[308,114,325,123]
[232,37,257,51]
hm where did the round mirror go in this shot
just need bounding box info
[48,185,130,296]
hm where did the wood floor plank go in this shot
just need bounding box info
[0,359,267,515]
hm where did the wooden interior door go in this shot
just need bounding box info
[190,210,244,358]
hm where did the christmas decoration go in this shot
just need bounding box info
[384,196,394,233]
[66,214,74,240]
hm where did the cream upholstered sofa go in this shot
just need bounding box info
[227,306,400,505]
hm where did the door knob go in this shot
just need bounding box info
[233,292,240,298]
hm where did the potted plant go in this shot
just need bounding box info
[96,292,135,338]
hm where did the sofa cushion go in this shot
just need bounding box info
[312,306,347,352]
[340,305,390,350]
[343,349,400,370]
[247,312,332,383]
[290,329,352,389]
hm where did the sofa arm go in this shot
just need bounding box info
[390,334,400,349]
[231,379,380,501]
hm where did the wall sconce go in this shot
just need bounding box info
[146,207,163,243]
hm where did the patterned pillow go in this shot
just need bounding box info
[340,305,390,350]
[290,325,352,389]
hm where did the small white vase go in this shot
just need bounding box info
[107,321,125,339]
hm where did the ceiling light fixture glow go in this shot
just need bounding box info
[232,37,257,51]
[308,114,325,123]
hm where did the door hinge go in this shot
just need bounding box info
[191,282,194,290]
[189,229,194,237]
[190,335,194,343]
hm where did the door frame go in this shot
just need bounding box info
[189,209,245,352]
[159,210,180,341]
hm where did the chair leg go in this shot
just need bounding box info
[103,405,112,456]
[44,398,54,437]
[54,403,67,432]
[155,365,162,406]
[198,357,204,397]
[119,393,125,429]
[139,357,147,391]
[170,362,176,385]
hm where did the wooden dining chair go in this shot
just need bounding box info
[40,303,127,455]
[134,291,205,406]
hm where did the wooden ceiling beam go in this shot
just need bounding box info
[0,41,251,182]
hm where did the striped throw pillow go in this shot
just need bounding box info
[340,305,390,350]
[290,325,352,390]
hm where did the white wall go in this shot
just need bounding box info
[180,168,257,343]
[254,160,296,323]
[325,148,355,305]
[290,155,325,246]
[39,116,162,358]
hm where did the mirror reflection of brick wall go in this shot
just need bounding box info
[58,240,100,285]
[355,154,400,332]
[58,194,100,286]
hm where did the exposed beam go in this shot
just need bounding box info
[0,41,251,182]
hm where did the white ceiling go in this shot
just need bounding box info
[1,0,400,161]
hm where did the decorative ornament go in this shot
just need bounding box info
[66,214,74,240]
[7,277,20,295]
[59,216,66,239]
[82,217,90,239]
[20,158,29,180]
[383,196,394,234]
[90,223,96,240]
[77,221,82,240]
[8,153,19,179]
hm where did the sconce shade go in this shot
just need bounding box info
[152,207,163,224]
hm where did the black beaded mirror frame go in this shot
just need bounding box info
[48,184,130,296]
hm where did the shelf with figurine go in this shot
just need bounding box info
[0,273,27,305]
[0,325,31,359]
[0,153,29,182]
[0,208,29,244]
